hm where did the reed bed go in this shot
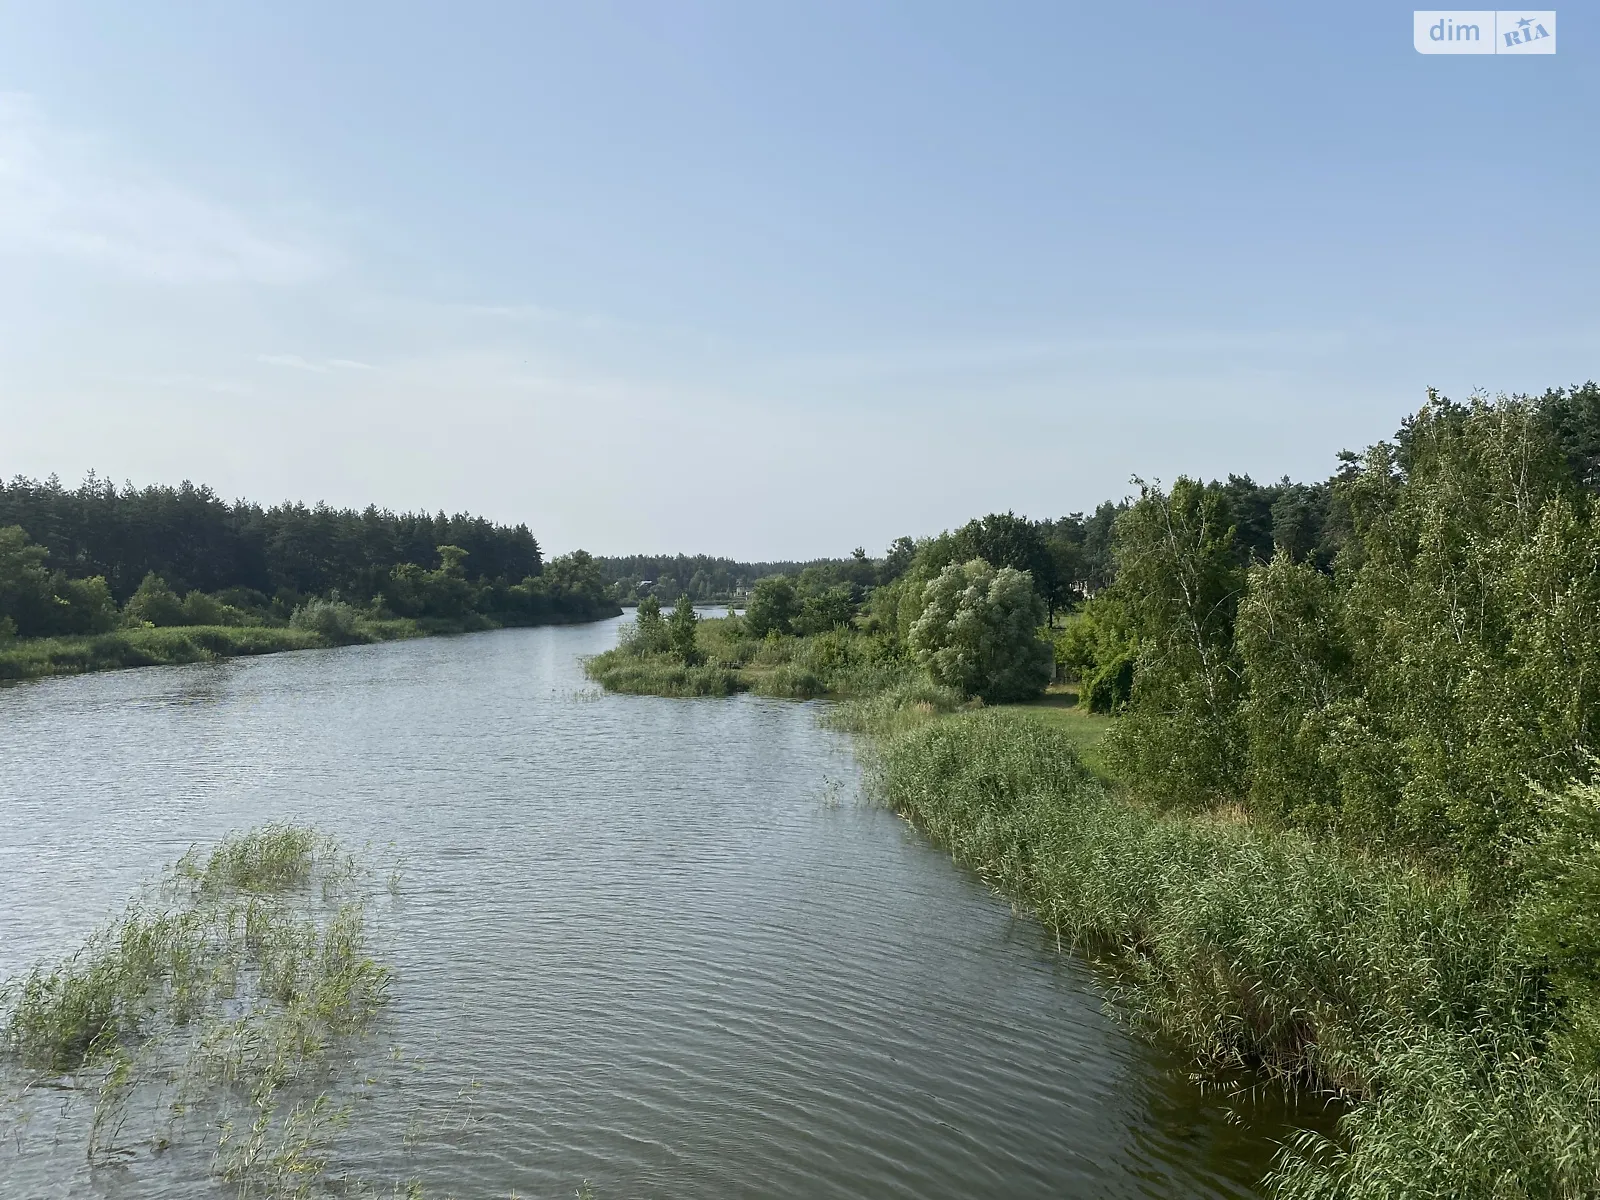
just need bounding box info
[583,655,744,697]
[868,709,1600,1198]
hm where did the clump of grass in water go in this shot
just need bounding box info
[0,825,394,1196]
[176,823,326,896]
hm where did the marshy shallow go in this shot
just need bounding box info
[2,616,1318,1197]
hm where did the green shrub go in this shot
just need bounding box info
[668,594,702,665]
[179,591,249,627]
[55,575,120,634]
[750,662,826,698]
[124,572,186,627]
[0,526,119,636]
[908,559,1053,703]
[289,597,366,645]
[792,584,856,635]
[629,594,671,654]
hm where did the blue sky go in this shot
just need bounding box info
[0,2,1594,558]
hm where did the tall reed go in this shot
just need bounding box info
[868,708,1600,1197]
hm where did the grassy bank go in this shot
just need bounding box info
[0,625,327,681]
[0,608,619,683]
[862,706,1600,1198]
[1010,684,1113,776]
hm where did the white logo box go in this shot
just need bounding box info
[1414,10,1556,53]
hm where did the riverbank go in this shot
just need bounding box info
[0,625,329,681]
[856,704,1599,1198]
[589,611,1600,1198]
[0,608,618,683]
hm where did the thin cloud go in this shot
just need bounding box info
[257,354,325,372]
[786,329,1353,380]
[257,354,374,372]
[0,93,325,284]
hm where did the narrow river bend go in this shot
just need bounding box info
[1,617,1302,1198]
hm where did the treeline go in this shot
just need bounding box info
[0,474,618,643]
[1067,382,1600,892]
[599,499,1149,615]
[596,553,869,605]
[0,474,543,604]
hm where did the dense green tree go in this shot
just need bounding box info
[0,525,61,635]
[745,576,797,638]
[952,512,1063,617]
[1268,481,1336,566]
[668,594,702,665]
[1077,501,1123,595]
[536,550,610,617]
[792,584,856,635]
[1053,594,1137,713]
[1102,478,1247,810]
[1539,380,1600,490]
[1218,474,1282,564]
[1311,394,1599,881]
[1034,503,1128,603]
[420,544,473,620]
[909,559,1053,703]
[1088,386,1600,890]
[880,536,915,583]
[0,474,541,602]
[1234,552,1349,827]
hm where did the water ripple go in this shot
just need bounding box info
[0,620,1298,1199]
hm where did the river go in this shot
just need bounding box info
[0,616,1310,1198]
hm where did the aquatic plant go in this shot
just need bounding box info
[0,825,393,1196]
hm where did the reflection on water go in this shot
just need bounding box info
[1,619,1306,1197]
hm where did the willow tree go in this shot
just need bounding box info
[908,558,1052,704]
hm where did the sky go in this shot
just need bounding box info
[0,2,1594,559]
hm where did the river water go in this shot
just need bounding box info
[0,617,1307,1198]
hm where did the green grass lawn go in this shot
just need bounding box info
[1003,684,1114,778]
